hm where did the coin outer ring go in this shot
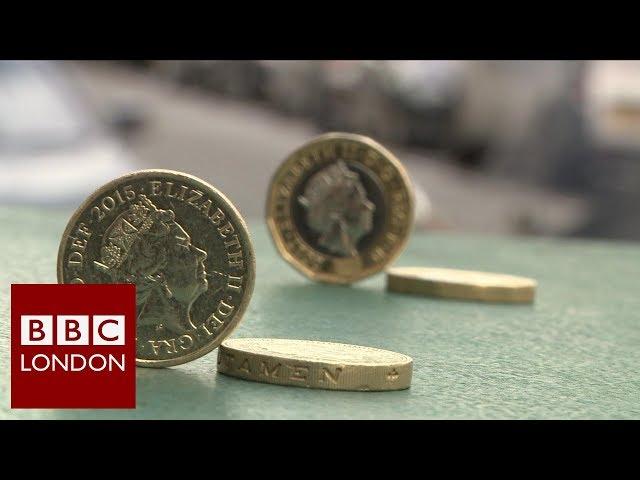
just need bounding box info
[266,132,415,284]
[56,169,256,368]
[386,267,536,303]
[217,338,413,391]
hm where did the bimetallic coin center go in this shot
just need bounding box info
[298,160,375,257]
[266,132,415,284]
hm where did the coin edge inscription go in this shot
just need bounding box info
[217,338,413,391]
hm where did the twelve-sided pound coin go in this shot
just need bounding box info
[266,132,414,284]
[57,169,255,368]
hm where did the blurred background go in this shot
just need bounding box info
[2,59,640,240]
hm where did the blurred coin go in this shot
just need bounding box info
[217,338,413,391]
[266,132,414,284]
[57,169,255,367]
[386,267,536,303]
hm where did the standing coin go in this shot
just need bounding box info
[386,267,536,303]
[57,169,255,367]
[217,338,413,391]
[266,132,414,284]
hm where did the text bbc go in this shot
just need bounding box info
[11,284,135,408]
[19,315,126,373]
[21,315,125,345]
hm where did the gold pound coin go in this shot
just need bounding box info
[266,132,414,284]
[217,338,413,391]
[386,267,536,303]
[57,169,255,367]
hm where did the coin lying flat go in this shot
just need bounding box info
[266,132,414,284]
[386,267,536,303]
[217,338,413,391]
[57,169,255,368]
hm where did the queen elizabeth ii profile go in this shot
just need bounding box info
[94,195,208,335]
[298,160,375,257]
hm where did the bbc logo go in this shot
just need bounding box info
[20,315,125,346]
[12,284,135,409]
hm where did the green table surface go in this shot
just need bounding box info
[1,206,639,419]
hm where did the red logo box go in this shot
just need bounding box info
[11,284,136,409]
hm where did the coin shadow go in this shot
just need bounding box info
[212,371,415,419]
[140,364,414,420]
